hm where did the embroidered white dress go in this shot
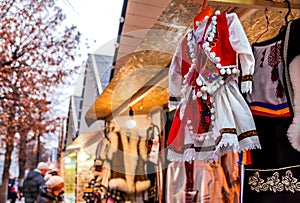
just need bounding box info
[167,11,261,161]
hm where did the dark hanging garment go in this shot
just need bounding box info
[243,116,300,203]
[243,19,300,203]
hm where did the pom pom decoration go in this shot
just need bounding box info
[232,68,238,74]
[215,10,221,15]
[196,78,203,86]
[226,68,232,75]
[218,79,225,85]
[197,91,202,97]
[187,120,192,125]
[220,68,226,75]
[201,86,207,92]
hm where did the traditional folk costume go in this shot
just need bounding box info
[243,18,300,203]
[167,11,261,162]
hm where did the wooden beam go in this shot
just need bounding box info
[208,0,300,10]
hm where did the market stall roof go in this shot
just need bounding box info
[85,51,171,126]
[86,0,300,126]
[66,130,103,156]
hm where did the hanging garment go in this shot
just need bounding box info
[166,160,230,203]
[109,128,150,191]
[246,40,290,117]
[167,11,261,162]
[99,128,151,202]
[145,123,160,203]
[243,19,300,203]
[93,137,113,202]
[243,116,300,203]
[283,18,300,152]
[220,152,241,203]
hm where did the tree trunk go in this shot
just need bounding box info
[0,178,9,202]
[0,140,14,201]
[18,133,27,184]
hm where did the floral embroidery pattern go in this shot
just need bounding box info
[200,97,211,132]
[248,170,300,193]
[199,49,219,84]
[268,43,282,68]
[268,42,284,98]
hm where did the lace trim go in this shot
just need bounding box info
[214,129,261,157]
[167,148,216,162]
[247,166,300,193]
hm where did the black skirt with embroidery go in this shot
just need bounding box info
[243,116,300,203]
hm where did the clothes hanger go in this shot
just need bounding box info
[253,1,291,45]
[254,8,270,43]
[284,0,291,25]
[201,0,207,12]
[277,0,291,37]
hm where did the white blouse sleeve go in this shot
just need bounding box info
[168,39,183,108]
[227,13,254,93]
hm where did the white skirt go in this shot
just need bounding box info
[168,79,261,162]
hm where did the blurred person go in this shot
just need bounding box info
[7,173,18,203]
[48,167,59,176]
[44,167,59,182]
[37,175,64,203]
[22,162,48,203]
[18,169,30,200]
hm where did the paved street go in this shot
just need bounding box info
[6,197,24,203]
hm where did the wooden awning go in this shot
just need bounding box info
[66,130,104,156]
[85,48,171,126]
[208,0,300,9]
